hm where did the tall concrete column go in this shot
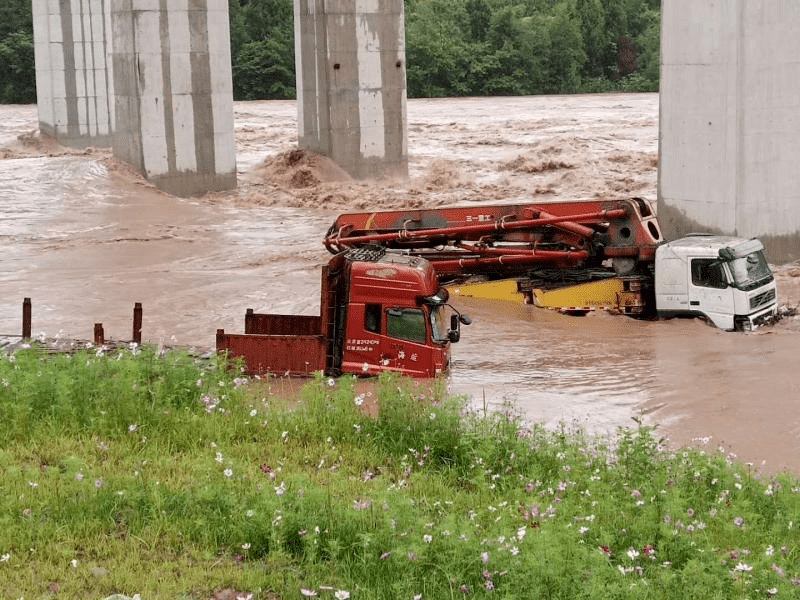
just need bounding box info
[32,0,114,147]
[294,0,408,179]
[111,0,236,196]
[659,0,800,262]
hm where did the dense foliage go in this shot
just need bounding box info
[0,0,659,103]
[230,0,296,100]
[0,0,35,104]
[404,0,660,97]
[0,346,798,598]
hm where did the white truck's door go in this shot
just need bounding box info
[687,258,736,329]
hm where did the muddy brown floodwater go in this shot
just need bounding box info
[1,93,799,475]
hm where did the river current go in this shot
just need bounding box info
[1,95,798,474]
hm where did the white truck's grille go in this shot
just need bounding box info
[750,288,776,310]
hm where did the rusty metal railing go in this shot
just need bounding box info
[3,298,145,346]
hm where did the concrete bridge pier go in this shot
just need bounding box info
[111,0,236,196]
[32,0,114,148]
[294,0,408,179]
[659,0,800,262]
[32,0,236,197]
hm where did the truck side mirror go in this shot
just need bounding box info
[446,310,470,343]
[449,314,461,343]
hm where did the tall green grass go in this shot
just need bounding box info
[0,345,798,599]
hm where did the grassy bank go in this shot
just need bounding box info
[0,345,798,599]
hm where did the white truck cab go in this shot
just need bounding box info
[654,235,778,331]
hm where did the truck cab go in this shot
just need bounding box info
[654,235,777,330]
[342,252,457,377]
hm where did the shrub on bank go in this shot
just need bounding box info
[0,346,797,599]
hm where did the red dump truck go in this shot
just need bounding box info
[216,246,469,377]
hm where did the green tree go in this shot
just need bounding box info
[0,0,35,103]
[0,0,661,104]
[230,0,293,54]
[404,0,657,98]
[601,0,628,37]
[465,0,492,42]
[0,0,32,39]
[0,32,36,104]
[405,0,471,97]
[624,0,659,38]
[571,0,606,80]
[481,8,549,95]
[600,0,629,78]
[543,2,585,94]
[229,0,296,100]
[233,38,295,100]
[633,10,660,85]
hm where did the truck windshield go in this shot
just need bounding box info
[728,251,773,291]
[430,306,448,344]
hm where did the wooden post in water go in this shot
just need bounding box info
[133,302,142,344]
[22,298,31,339]
[94,323,104,346]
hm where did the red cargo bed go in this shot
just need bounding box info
[216,329,328,376]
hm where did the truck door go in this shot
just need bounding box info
[688,258,736,329]
[341,303,383,371]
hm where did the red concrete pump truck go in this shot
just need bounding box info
[324,197,777,331]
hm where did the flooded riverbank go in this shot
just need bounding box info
[1,94,798,475]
